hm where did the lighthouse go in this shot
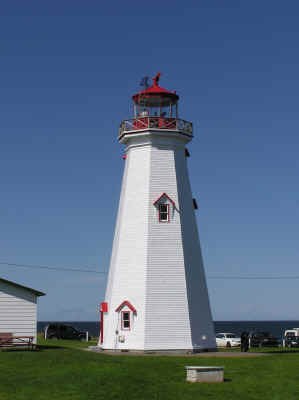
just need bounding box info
[99,74,216,352]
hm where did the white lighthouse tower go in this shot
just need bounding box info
[99,73,216,352]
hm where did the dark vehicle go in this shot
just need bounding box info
[249,331,279,348]
[284,335,299,348]
[44,324,87,341]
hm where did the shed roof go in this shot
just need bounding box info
[0,277,45,296]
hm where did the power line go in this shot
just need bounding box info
[208,276,299,280]
[0,262,107,274]
[1,261,299,280]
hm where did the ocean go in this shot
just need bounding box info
[37,320,299,339]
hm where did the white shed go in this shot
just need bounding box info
[0,278,45,343]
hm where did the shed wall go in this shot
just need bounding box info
[0,281,38,343]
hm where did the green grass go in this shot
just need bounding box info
[1,339,299,400]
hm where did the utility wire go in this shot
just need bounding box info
[0,262,107,274]
[2,261,299,280]
[208,276,299,280]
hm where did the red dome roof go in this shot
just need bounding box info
[132,73,179,107]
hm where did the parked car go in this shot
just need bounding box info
[282,328,299,347]
[216,333,241,348]
[248,331,279,348]
[44,323,88,341]
[284,335,299,348]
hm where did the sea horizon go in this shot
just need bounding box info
[37,320,299,338]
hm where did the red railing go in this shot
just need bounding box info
[119,117,193,138]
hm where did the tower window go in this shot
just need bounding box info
[159,204,169,222]
[121,311,130,330]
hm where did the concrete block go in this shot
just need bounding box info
[185,366,224,383]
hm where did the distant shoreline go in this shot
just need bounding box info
[37,320,299,338]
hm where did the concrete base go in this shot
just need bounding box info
[88,346,103,352]
[185,366,224,383]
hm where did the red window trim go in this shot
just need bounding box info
[115,300,136,313]
[121,310,131,331]
[159,203,170,222]
[153,193,175,207]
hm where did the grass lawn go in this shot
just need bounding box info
[1,339,299,400]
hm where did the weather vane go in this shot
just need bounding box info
[140,76,150,88]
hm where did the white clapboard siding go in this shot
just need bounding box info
[100,128,216,352]
[144,141,192,350]
[0,279,44,343]
[103,142,151,350]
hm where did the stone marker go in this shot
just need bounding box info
[185,366,224,383]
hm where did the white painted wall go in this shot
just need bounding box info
[102,141,151,350]
[0,281,38,343]
[174,144,216,349]
[101,129,216,351]
[145,139,193,350]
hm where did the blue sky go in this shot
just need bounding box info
[1,0,299,321]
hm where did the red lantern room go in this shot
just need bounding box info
[119,73,192,139]
[133,72,179,118]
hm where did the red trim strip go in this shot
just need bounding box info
[100,310,104,344]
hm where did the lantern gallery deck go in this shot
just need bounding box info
[185,366,224,383]
[119,117,193,139]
